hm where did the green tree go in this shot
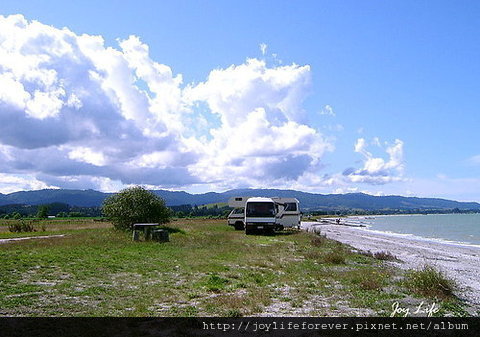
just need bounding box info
[102,186,171,231]
[12,212,22,220]
[68,212,83,217]
[37,205,49,218]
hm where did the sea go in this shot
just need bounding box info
[353,214,480,247]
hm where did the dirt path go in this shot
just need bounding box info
[0,234,66,244]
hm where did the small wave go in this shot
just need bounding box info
[359,227,480,249]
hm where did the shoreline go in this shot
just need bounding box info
[344,215,480,248]
[301,221,480,314]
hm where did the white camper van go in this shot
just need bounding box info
[227,196,301,234]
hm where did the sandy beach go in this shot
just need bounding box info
[301,221,480,313]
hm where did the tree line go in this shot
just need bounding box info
[0,201,231,220]
[0,202,102,219]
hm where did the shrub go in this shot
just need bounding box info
[311,235,328,247]
[373,251,397,261]
[359,250,397,261]
[205,274,229,292]
[323,249,346,264]
[405,265,455,299]
[102,186,171,231]
[8,220,35,233]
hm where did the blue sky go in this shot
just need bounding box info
[0,1,479,201]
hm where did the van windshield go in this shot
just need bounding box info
[246,202,275,217]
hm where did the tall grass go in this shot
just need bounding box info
[405,265,456,299]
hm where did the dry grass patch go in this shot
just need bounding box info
[203,288,271,316]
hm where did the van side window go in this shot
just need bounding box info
[284,203,297,211]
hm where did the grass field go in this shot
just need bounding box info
[0,218,467,317]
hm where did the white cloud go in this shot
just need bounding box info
[0,173,55,194]
[0,15,340,192]
[319,104,335,116]
[67,147,107,166]
[344,138,405,185]
[259,43,267,56]
[183,59,332,188]
[25,88,65,119]
[0,73,31,109]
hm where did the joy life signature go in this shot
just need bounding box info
[390,301,439,317]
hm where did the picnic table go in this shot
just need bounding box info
[132,223,169,242]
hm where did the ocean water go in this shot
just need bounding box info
[357,214,480,247]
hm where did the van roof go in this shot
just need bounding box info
[271,197,299,203]
[246,197,275,203]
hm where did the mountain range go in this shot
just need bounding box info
[1,188,479,211]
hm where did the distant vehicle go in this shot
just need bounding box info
[227,196,301,234]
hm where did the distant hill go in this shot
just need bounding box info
[0,189,108,207]
[0,188,479,211]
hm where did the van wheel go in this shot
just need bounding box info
[245,226,253,235]
[234,222,244,230]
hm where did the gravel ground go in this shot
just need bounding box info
[301,221,480,314]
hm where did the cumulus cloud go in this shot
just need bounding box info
[0,14,338,193]
[0,173,54,194]
[183,59,333,189]
[343,137,405,185]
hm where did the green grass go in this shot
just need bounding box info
[404,265,456,299]
[0,219,468,316]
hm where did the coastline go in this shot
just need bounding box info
[301,221,480,314]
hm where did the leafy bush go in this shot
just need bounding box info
[405,265,455,299]
[8,220,35,233]
[102,186,171,231]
